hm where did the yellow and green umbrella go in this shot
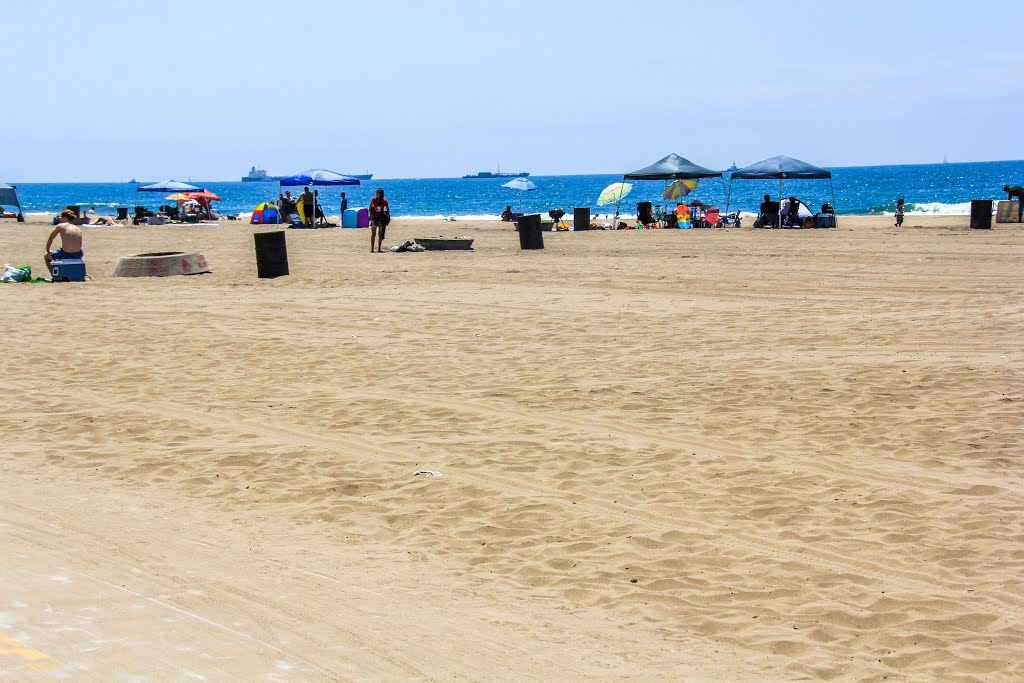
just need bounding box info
[597,182,632,205]
[662,178,698,200]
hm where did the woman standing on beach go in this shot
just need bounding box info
[369,188,390,253]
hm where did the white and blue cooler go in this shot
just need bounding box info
[50,259,87,282]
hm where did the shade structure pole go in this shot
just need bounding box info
[830,177,837,228]
[726,178,733,213]
[779,178,783,228]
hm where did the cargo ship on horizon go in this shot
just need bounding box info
[461,170,530,179]
[243,166,372,182]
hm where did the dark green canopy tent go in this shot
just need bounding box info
[623,153,723,180]
[622,153,725,221]
[0,183,24,221]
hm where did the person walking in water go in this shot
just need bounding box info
[894,198,905,227]
[369,188,390,253]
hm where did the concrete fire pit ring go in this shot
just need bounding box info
[111,251,212,278]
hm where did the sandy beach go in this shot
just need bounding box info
[1,214,1022,680]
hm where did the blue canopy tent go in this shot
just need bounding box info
[727,156,836,227]
[279,169,361,226]
[0,183,24,221]
[137,180,203,193]
[279,169,361,187]
[137,180,206,219]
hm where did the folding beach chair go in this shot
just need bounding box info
[133,206,153,225]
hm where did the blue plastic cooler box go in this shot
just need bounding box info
[50,259,87,282]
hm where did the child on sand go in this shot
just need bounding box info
[895,198,905,227]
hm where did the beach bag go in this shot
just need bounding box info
[380,211,391,228]
[1,264,31,283]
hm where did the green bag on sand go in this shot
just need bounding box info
[2,265,47,284]
[2,264,30,282]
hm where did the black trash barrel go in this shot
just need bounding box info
[574,207,590,231]
[970,200,992,230]
[254,231,289,278]
[518,213,544,250]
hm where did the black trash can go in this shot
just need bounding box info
[254,231,289,278]
[574,207,590,231]
[970,200,993,230]
[517,213,544,250]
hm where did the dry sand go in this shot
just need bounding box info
[1,214,1022,680]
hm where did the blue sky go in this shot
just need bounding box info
[4,0,1022,181]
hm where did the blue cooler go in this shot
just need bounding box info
[50,259,87,282]
[342,208,359,228]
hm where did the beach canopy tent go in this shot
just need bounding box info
[139,180,210,218]
[279,169,360,186]
[623,153,723,181]
[623,153,724,220]
[0,183,24,219]
[280,169,360,224]
[727,155,836,225]
[137,180,203,193]
[250,202,279,224]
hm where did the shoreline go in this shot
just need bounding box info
[16,205,986,221]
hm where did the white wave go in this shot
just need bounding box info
[402,213,502,220]
[906,202,972,215]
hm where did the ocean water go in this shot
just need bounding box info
[8,160,1023,219]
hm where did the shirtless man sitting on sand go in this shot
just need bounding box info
[44,209,84,268]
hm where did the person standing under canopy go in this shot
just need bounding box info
[297,186,315,228]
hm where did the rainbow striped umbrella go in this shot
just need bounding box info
[662,178,699,200]
[597,182,632,205]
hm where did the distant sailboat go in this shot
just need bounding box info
[942,156,949,165]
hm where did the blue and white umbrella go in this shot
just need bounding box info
[503,177,538,212]
[137,180,202,193]
[502,177,537,191]
[279,169,361,186]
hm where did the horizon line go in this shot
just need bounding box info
[7,158,1023,185]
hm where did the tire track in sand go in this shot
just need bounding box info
[69,387,1024,623]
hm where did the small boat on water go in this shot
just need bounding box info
[242,166,285,182]
[462,169,530,179]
